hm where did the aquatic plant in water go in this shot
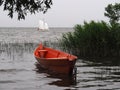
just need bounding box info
[59,21,120,59]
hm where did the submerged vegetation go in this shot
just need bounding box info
[59,21,120,58]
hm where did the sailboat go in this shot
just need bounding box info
[38,20,49,31]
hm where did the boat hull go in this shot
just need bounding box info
[35,57,76,75]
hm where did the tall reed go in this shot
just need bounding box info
[59,21,120,58]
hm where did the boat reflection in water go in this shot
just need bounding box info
[35,62,77,87]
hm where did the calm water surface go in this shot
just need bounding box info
[0,28,120,90]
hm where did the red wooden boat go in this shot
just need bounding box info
[34,43,77,75]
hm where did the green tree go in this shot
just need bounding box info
[104,3,120,25]
[0,0,52,20]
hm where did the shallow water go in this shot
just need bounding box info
[0,28,120,90]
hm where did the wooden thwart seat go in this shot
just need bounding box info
[38,50,48,58]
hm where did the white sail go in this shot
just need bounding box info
[39,20,44,30]
[44,22,49,30]
[38,20,49,31]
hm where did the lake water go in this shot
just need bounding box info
[0,28,120,90]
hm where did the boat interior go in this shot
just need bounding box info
[34,44,77,61]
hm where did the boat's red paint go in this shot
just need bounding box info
[34,44,77,75]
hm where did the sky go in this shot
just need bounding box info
[0,0,120,27]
